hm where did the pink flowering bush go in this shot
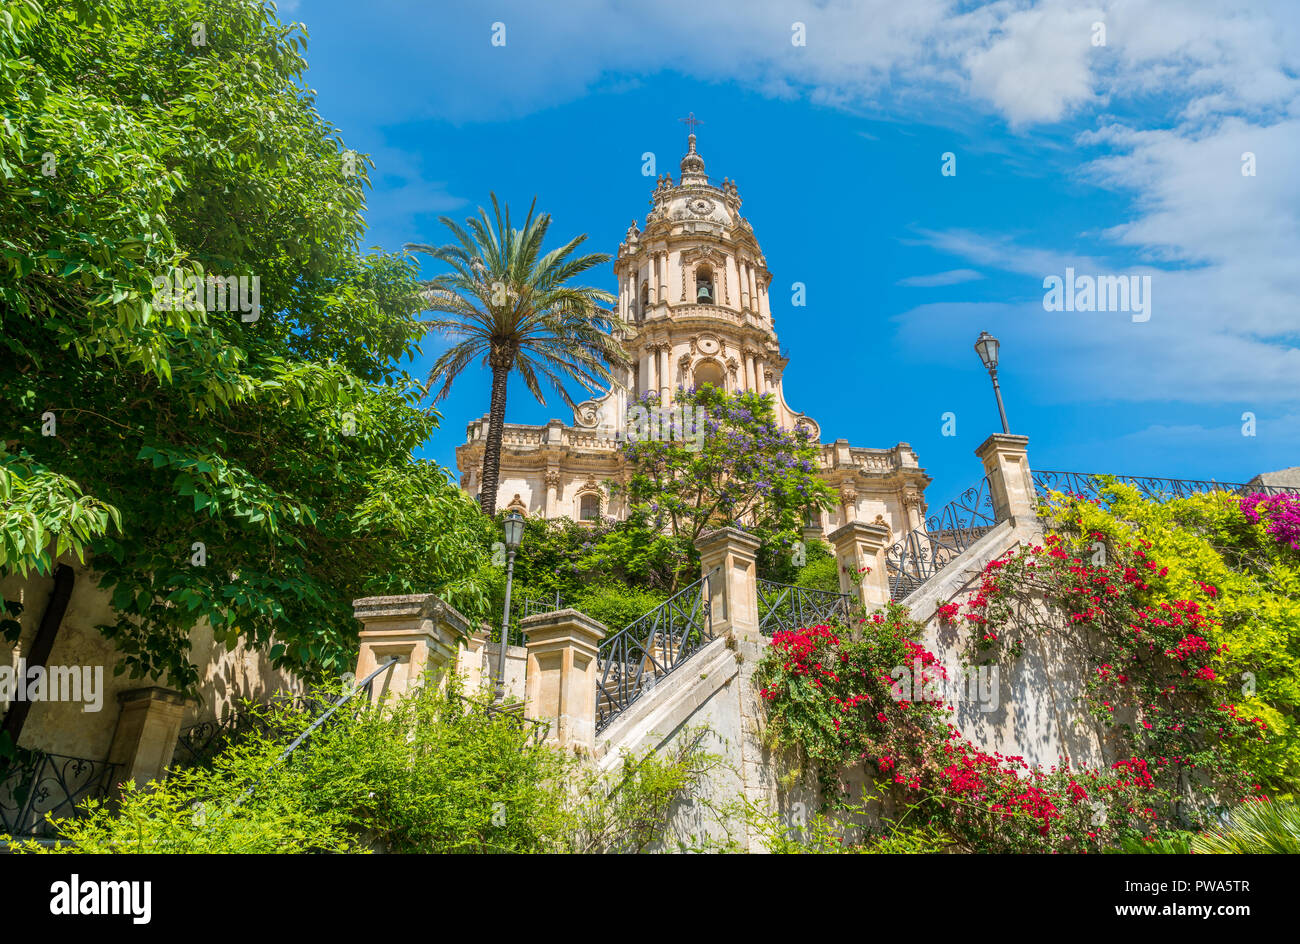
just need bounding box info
[1239,492,1300,553]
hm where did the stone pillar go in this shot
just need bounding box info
[839,485,858,523]
[457,624,490,696]
[521,609,606,753]
[352,594,470,703]
[828,521,892,611]
[107,687,190,789]
[659,345,671,406]
[544,468,559,518]
[975,433,1036,522]
[694,527,761,643]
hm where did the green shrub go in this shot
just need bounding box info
[572,582,670,631]
[5,680,713,853]
[1191,799,1300,854]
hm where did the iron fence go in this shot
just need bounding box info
[1032,470,1296,503]
[0,751,118,838]
[756,579,851,635]
[595,569,715,732]
[886,476,997,601]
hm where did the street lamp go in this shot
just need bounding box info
[494,510,525,702]
[974,331,1010,434]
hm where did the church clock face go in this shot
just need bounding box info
[687,197,714,216]
[695,335,721,356]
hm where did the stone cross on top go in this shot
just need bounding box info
[679,112,703,137]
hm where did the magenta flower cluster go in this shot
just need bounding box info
[1239,492,1300,552]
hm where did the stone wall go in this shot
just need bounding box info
[1,560,301,763]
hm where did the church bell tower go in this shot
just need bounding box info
[574,125,820,440]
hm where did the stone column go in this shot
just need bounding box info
[457,624,491,696]
[352,594,470,703]
[544,468,560,519]
[521,609,606,753]
[659,344,670,406]
[107,687,190,789]
[694,527,761,643]
[828,521,892,612]
[744,351,755,391]
[975,434,1036,522]
[839,485,858,523]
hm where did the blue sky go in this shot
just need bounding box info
[285,0,1299,507]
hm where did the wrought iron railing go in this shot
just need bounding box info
[235,657,399,806]
[521,592,565,617]
[756,579,851,635]
[1032,470,1296,503]
[173,711,273,769]
[0,751,118,838]
[494,592,568,647]
[595,570,715,733]
[884,469,1296,602]
[449,693,550,746]
[886,476,997,601]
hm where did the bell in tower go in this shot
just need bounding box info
[696,279,713,303]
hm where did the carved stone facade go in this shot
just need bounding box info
[456,134,932,538]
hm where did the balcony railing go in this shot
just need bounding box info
[595,570,715,732]
[0,751,118,838]
[756,579,851,635]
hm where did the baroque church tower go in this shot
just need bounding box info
[457,131,932,539]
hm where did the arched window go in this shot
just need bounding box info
[693,360,725,390]
[639,282,649,321]
[578,493,600,521]
[695,265,715,304]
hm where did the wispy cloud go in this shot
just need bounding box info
[896,268,986,287]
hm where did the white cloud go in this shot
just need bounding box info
[897,268,986,287]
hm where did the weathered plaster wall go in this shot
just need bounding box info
[1,561,300,762]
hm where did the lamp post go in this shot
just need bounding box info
[974,331,1010,434]
[495,511,525,703]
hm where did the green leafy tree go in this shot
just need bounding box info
[0,0,489,690]
[408,196,625,516]
[617,387,834,589]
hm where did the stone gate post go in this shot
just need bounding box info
[975,434,1036,522]
[694,528,761,643]
[521,609,606,754]
[827,521,892,612]
[352,594,470,703]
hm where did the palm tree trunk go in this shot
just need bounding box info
[479,363,510,516]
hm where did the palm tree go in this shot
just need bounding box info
[407,194,625,516]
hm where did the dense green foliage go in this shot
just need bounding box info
[1038,485,1300,800]
[0,0,491,687]
[6,680,714,853]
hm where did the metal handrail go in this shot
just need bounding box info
[595,569,716,732]
[234,656,399,805]
[756,578,851,635]
[448,693,550,746]
[0,751,118,838]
